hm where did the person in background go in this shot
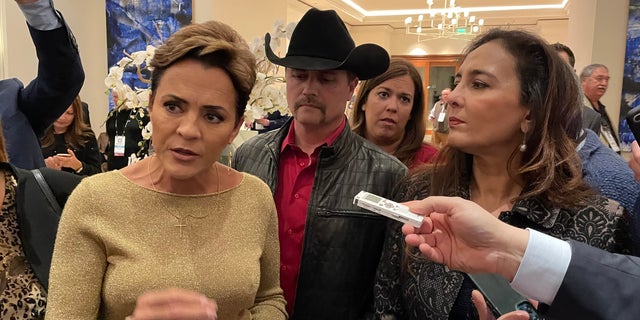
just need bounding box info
[41,96,102,176]
[46,20,286,320]
[81,101,91,127]
[104,90,151,170]
[1,0,84,170]
[551,42,601,135]
[552,44,640,247]
[245,110,291,134]
[428,88,451,148]
[351,57,438,169]
[581,63,620,152]
[373,29,633,320]
[403,196,640,320]
[0,119,82,318]
[233,8,406,319]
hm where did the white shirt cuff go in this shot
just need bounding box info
[19,0,61,31]
[510,228,572,305]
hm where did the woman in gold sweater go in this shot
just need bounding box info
[45,20,287,320]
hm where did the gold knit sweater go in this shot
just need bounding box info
[45,171,286,319]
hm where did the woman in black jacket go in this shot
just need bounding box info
[40,96,102,176]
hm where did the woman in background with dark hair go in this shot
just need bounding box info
[351,57,437,169]
[373,29,633,320]
[41,96,101,176]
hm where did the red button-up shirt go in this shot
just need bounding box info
[275,118,346,314]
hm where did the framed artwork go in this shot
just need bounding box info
[105,0,193,107]
[620,0,640,151]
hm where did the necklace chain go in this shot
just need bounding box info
[146,156,220,238]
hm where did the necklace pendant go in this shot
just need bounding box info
[175,218,187,238]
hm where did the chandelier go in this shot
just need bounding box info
[404,0,485,41]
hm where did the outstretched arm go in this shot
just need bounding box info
[402,196,640,319]
[402,196,528,280]
[15,0,85,136]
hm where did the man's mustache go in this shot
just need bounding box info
[294,96,324,110]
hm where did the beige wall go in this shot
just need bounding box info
[568,0,630,134]
[0,0,631,135]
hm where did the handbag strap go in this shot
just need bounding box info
[31,169,62,214]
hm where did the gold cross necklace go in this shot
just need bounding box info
[147,155,220,238]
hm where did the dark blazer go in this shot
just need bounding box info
[582,105,602,135]
[0,12,84,170]
[5,162,82,290]
[253,111,291,134]
[544,240,640,320]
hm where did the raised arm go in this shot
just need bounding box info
[15,0,85,136]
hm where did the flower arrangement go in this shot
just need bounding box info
[244,20,296,121]
[104,46,155,164]
[104,45,156,110]
[103,19,296,135]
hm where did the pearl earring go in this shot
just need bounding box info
[519,143,527,152]
[519,133,527,152]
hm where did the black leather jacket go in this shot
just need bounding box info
[233,119,407,319]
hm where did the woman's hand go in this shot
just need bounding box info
[44,156,61,170]
[55,149,82,172]
[128,288,218,320]
[471,290,532,320]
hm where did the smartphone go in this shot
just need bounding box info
[468,273,538,319]
[56,153,71,157]
[626,107,640,142]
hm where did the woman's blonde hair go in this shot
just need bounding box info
[40,96,93,149]
[150,20,256,125]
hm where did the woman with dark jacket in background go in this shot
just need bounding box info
[41,96,102,176]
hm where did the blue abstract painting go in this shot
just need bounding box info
[106,0,192,107]
[620,0,640,151]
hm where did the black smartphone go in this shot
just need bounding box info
[626,107,640,142]
[55,143,69,155]
[468,273,538,320]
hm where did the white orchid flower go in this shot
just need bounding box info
[141,121,153,140]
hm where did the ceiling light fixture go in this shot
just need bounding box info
[405,0,484,42]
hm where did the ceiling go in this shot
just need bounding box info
[295,0,570,30]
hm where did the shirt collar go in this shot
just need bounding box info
[280,116,347,153]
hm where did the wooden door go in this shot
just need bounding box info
[393,55,462,136]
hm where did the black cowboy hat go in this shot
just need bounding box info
[264,8,390,80]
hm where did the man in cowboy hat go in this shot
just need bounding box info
[233,8,407,320]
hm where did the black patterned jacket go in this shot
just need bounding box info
[232,118,407,320]
[373,177,633,320]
